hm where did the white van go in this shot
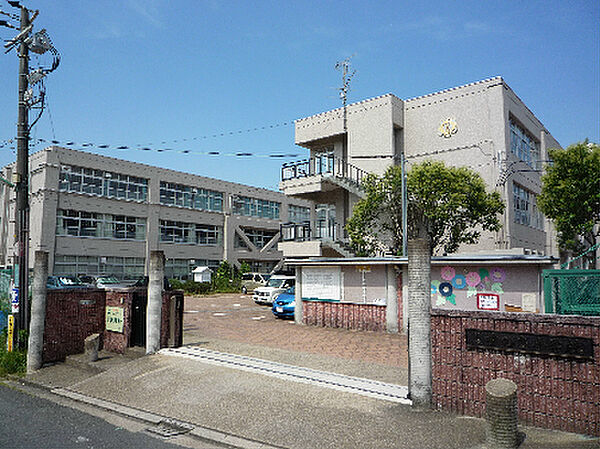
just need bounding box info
[252,275,295,305]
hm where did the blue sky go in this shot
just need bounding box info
[0,0,598,191]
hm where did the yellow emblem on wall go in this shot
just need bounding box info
[438,118,458,138]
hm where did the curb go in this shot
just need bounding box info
[6,378,283,449]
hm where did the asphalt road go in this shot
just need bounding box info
[0,384,219,449]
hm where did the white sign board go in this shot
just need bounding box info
[477,293,499,310]
[521,293,537,312]
[302,267,341,301]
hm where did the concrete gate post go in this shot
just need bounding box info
[294,266,303,325]
[27,250,49,373]
[407,238,432,408]
[146,250,164,354]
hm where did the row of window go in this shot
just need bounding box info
[232,195,280,219]
[513,183,544,230]
[58,165,302,219]
[509,118,541,169]
[159,220,222,245]
[59,166,148,201]
[159,182,223,212]
[56,210,146,240]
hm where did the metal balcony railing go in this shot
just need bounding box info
[280,220,343,242]
[281,156,368,186]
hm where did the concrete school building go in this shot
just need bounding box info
[0,146,312,279]
[278,76,562,259]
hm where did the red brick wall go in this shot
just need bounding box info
[43,289,106,363]
[303,300,386,332]
[431,309,600,436]
[103,291,133,353]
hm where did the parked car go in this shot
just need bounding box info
[94,276,130,289]
[272,286,295,319]
[253,275,295,305]
[241,272,270,294]
[46,276,88,289]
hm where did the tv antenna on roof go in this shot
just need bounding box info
[335,56,355,131]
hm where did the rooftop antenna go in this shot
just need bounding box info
[335,56,355,132]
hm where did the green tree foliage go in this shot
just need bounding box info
[346,161,505,256]
[538,141,600,260]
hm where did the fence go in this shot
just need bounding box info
[543,269,600,316]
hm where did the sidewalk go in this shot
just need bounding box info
[19,341,599,449]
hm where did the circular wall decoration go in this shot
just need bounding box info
[439,282,453,297]
[490,267,506,283]
[441,266,455,281]
[438,118,458,138]
[466,271,481,287]
[452,274,466,289]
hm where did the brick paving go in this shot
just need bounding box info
[183,293,408,369]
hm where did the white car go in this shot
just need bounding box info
[253,275,295,305]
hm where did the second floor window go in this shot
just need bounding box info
[513,183,544,230]
[56,209,146,240]
[160,220,221,245]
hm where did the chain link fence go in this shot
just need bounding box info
[543,269,600,316]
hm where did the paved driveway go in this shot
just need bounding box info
[182,293,408,370]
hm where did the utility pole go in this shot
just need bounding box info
[2,2,60,349]
[14,4,30,346]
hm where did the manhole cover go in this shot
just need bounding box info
[146,419,194,438]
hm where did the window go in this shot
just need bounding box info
[56,209,146,240]
[509,118,540,169]
[59,165,148,201]
[159,182,223,212]
[239,227,278,249]
[513,183,544,230]
[54,255,145,279]
[288,205,310,224]
[314,146,335,174]
[160,220,221,245]
[232,195,280,219]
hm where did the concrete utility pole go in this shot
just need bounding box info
[14,5,30,346]
[146,250,165,354]
[27,250,48,372]
[407,238,432,408]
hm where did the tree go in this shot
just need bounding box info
[346,161,505,256]
[538,141,600,267]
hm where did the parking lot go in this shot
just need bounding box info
[182,293,408,370]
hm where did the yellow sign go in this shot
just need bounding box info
[105,307,124,333]
[6,315,14,352]
[438,118,458,138]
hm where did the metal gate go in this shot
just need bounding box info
[543,269,600,316]
[130,293,147,346]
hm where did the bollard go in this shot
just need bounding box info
[485,378,519,449]
[84,333,100,362]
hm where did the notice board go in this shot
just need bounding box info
[302,267,341,301]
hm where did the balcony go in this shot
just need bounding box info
[278,221,354,258]
[279,156,368,200]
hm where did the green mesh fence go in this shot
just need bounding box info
[543,269,600,316]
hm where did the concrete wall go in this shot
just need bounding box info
[430,264,544,313]
[431,309,600,436]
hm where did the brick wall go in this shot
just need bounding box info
[43,288,184,361]
[431,309,600,436]
[103,291,133,353]
[43,289,106,363]
[303,300,386,332]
